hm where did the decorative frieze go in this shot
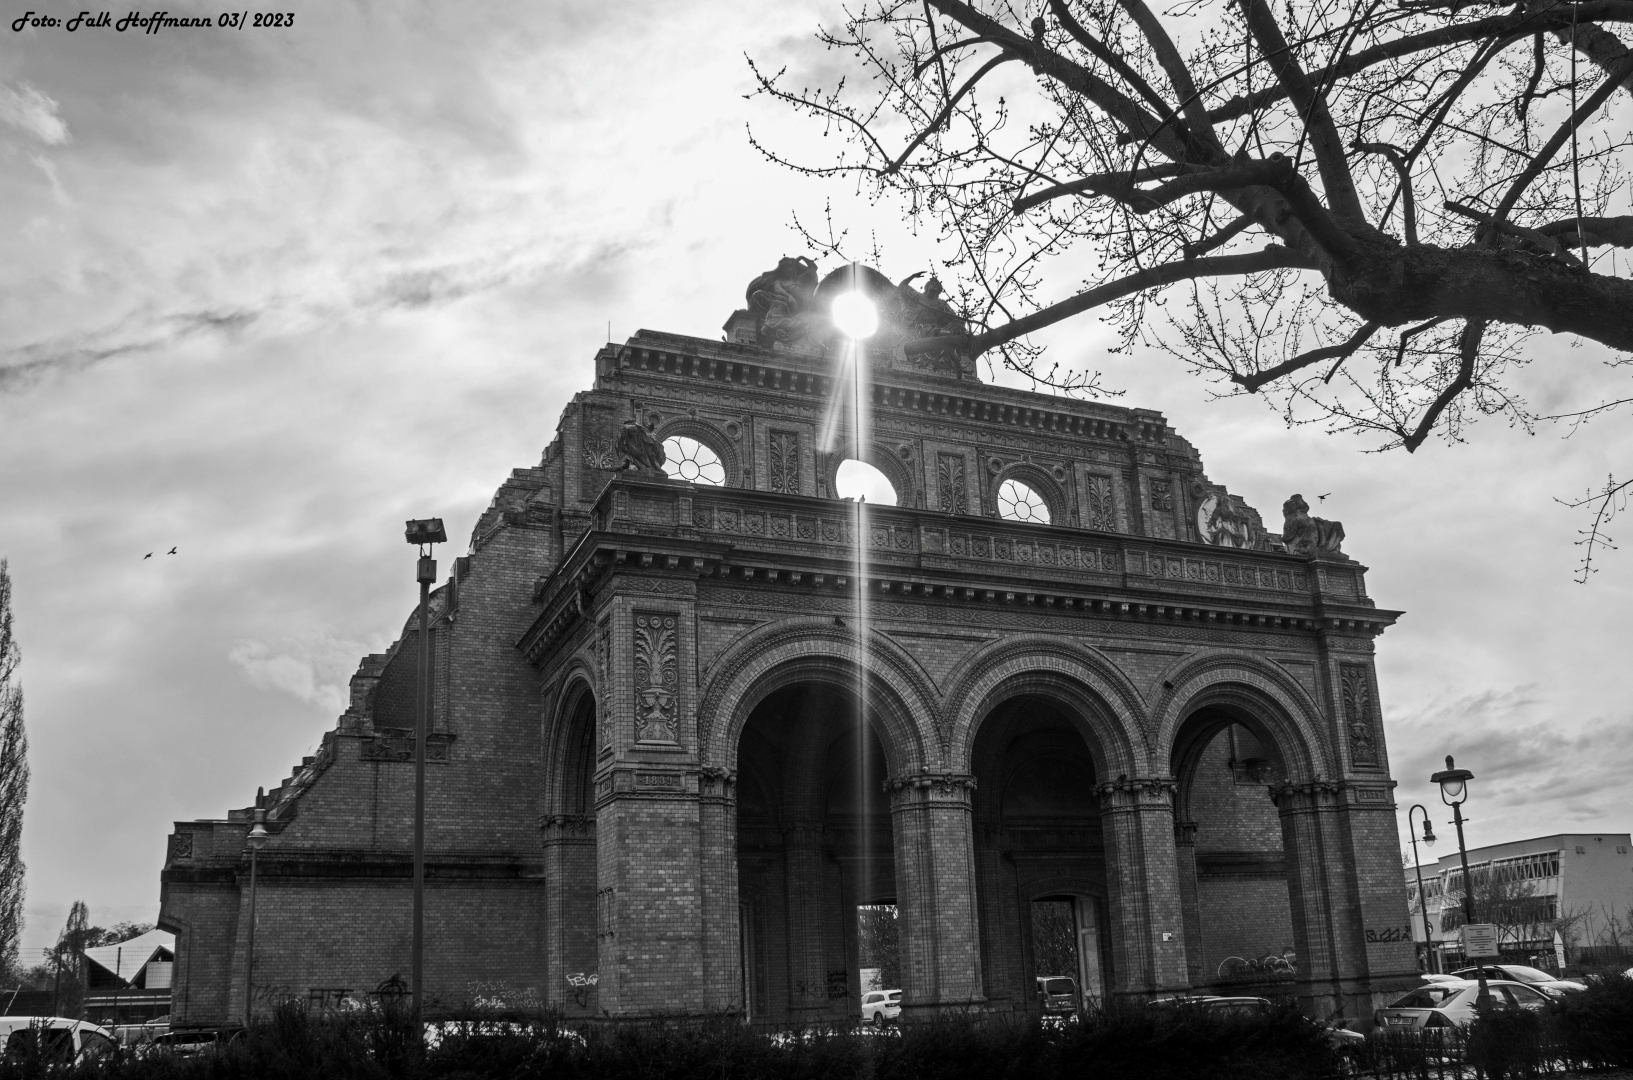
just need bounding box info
[769,430,799,493]
[632,613,679,744]
[1340,663,1381,767]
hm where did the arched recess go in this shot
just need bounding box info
[1154,656,1330,997]
[968,693,1115,1014]
[944,637,1148,780]
[696,619,939,775]
[987,460,1069,524]
[656,417,742,487]
[541,671,599,1013]
[820,439,916,508]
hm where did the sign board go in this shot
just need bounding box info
[1461,923,1500,959]
[1554,930,1566,971]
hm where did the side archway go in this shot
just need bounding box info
[540,667,599,1014]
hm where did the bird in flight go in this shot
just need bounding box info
[143,552,153,559]
[167,547,178,555]
[1317,493,1332,502]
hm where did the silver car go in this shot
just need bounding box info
[1447,964,1584,995]
[1373,978,1551,1032]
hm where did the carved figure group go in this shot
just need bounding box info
[895,271,964,337]
[746,256,819,344]
[615,419,667,475]
[1281,493,1345,557]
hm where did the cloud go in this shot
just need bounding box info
[0,83,69,145]
[227,634,371,716]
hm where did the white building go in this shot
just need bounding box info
[1405,832,1633,969]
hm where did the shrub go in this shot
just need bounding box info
[1547,970,1633,1070]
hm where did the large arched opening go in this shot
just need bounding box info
[1171,707,1298,994]
[970,695,1111,1016]
[735,682,897,1023]
[543,680,600,1014]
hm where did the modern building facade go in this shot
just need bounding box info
[1406,832,1633,968]
[159,260,1417,1027]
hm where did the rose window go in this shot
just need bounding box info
[661,436,726,485]
[998,479,1051,524]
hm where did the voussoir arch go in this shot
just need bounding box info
[944,636,1147,778]
[542,665,599,819]
[697,617,939,774]
[1148,650,1332,782]
[656,417,742,486]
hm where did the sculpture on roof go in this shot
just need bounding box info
[1281,493,1345,557]
[616,418,667,475]
[896,271,964,337]
[745,256,820,345]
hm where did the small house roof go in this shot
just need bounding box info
[82,929,174,983]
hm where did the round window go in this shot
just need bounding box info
[998,479,1051,524]
[661,436,726,485]
[835,458,898,505]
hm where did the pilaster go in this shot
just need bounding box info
[1173,819,1205,987]
[887,772,986,1014]
[1096,778,1189,996]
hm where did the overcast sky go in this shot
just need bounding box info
[2,0,1630,961]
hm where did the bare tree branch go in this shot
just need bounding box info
[1232,321,1382,390]
[1403,319,1484,451]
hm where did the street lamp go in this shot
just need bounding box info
[1429,754,1489,1006]
[1406,805,1438,973]
[404,517,445,1028]
[243,789,269,1025]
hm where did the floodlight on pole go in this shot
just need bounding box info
[243,789,268,1025]
[404,517,444,1029]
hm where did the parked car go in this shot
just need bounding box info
[1373,978,1550,1032]
[0,1017,117,1064]
[145,1026,245,1057]
[860,989,901,1025]
[1447,964,1585,994]
[1036,976,1078,1014]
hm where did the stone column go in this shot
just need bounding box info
[697,768,742,1013]
[1096,778,1189,996]
[887,773,986,1015]
[782,820,830,1014]
[1173,819,1205,988]
[541,815,598,1014]
[1273,779,1354,1016]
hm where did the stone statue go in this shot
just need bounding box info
[745,256,819,344]
[616,419,667,474]
[1281,494,1345,556]
[896,272,964,337]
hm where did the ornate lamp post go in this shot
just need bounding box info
[404,518,446,1028]
[243,789,269,1025]
[1406,805,1438,973]
[1429,755,1489,1006]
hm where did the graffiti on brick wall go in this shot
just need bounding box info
[1365,925,1414,944]
[826,969,849,999]
[468,979,544,1010]
[565,972,599,1009]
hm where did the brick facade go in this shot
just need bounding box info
[159,263,1417,1027]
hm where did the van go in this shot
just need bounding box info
[1036,976,1078,1014]
[0,1017,117,1064]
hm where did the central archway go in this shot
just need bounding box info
[970,695,1111,1015]
[735,682,897,1023]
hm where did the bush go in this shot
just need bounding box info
[0,1002,1342,1080]
[1547,969,1633,1070]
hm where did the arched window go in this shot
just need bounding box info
[662,436,726,485]
[835,458,898,505]
[998,478,1051,524]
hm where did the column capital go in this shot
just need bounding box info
[538,814,595,844]
[1269,778,1343,812]
[1173,819,1199,847]
[884,771,976,809]
[1095,776,1176,813]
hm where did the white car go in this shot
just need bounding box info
[861,989,901,1024]
[1447,964,1585,995]
[0,1017,118,1064]
[1373,978,1550,1033]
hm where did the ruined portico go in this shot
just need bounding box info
[159,260,1417,1026]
